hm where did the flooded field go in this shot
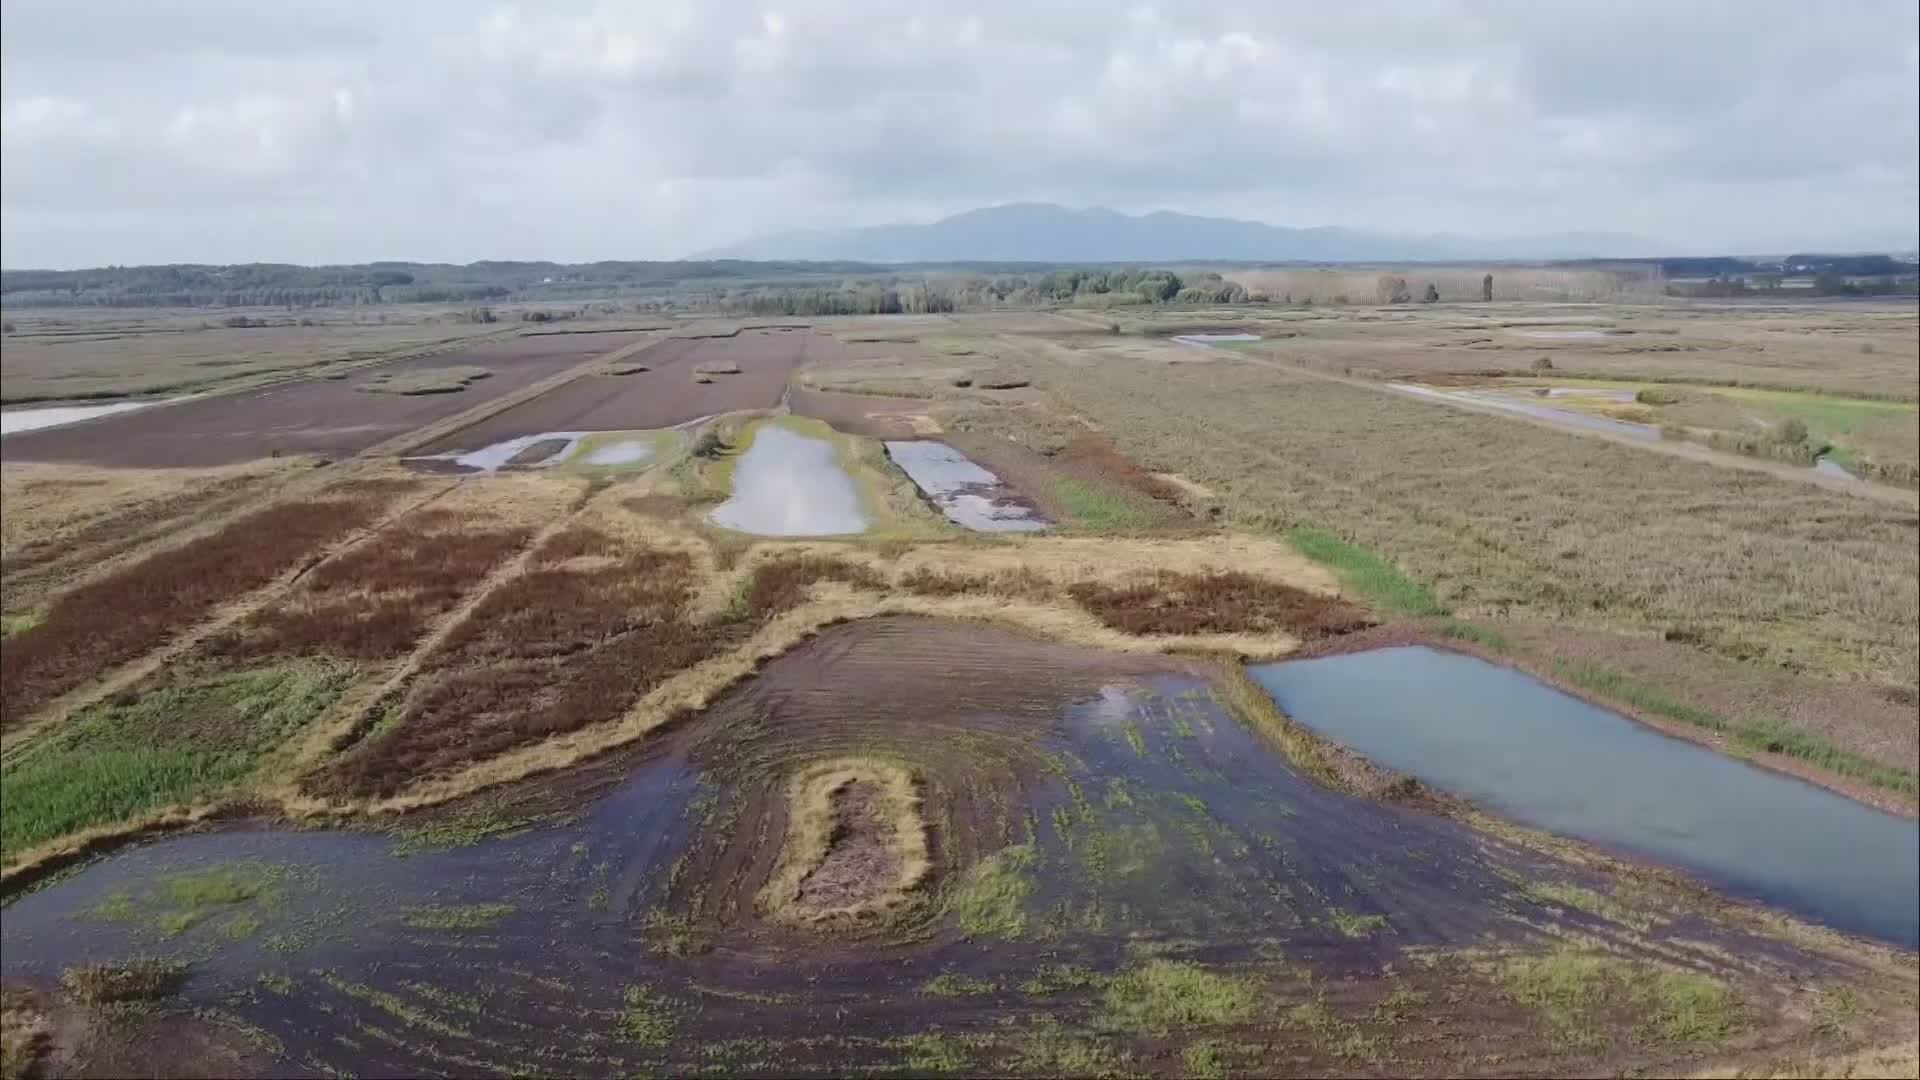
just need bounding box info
[710,423,869,536]
[411,430,675,473]
[581,439,655,466]
[1252,646,1920,946]
[5,619,1878,1076]
[1171,333,1262,346]
[422,331,824,450]
[420,430,595,471]
[1,333,646,467]
[885,440,1047,532]
[0,399,178,436]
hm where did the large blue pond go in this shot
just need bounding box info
[1251,646,1919,947]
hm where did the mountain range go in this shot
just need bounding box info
[696,203,1649,263]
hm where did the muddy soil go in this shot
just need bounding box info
[791,780,905,916]
[0,334,645,467]
[788,386,934,438]
[1,618,1907,1077]
[424,330,828,449]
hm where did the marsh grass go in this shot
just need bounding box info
[355,365,491,395]
[2,662,352,859]
[1500,948,1735,1049]
[920,974,999,998]
[1558,660,1918,796]
[1286,527,1446,617]
[619,985,678,1048]
[0,498,383,726]
[1100,961,1262,1036]
[949,843,1036,939]
[1067,570,1369,638]
[60,959,190,1004]
[399,902,517,930]
[994,339,1917,692]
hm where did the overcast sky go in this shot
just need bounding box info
[3,0,1916,268]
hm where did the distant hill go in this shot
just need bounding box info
[697,203,1648,263]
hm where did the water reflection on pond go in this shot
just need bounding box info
[1251,646,1920,946]
[710,424,870,536]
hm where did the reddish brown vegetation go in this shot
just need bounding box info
[620,494,686,518]
[1054,434,1186,504]
[1068,571,1373,638]
[2,470,282,583]
[201,512,533,663]
[898,566,1056,601]
[529,524,624,565]
[745,556,887,620]
[0,498,384,728]
[314,531,716,797]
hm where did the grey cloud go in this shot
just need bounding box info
[2,0,1914,267]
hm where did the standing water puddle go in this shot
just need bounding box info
[884,440,1047,532]
[1813,456,1859,481]
[1172,332,1262,347]
[710,424,869,536]
[418,431,593,472]
[1,398,183,436]
[1512,329,1613,341]
[1251,646,1919,946]
[581,439,654,466]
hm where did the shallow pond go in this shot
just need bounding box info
[580,439,655,466]
[884,440,1047,532]
[1512,329,1612,340]
[1813,456,1859,481]
[422,430,593,471]
[1251,646,1920,946]
[710,424,869,536]
[1171,332,1261,346]
[0,399,176,436]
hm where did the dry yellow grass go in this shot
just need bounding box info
[1,458,305,561]
[758,757,929,926]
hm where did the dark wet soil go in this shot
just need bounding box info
[792,780,904,916]
[1,618,1903,1077]
[789,387,932,439]
[0,334,646,467]
[423,330,832,450]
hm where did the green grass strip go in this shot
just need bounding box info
[1287,525,1447,617]
[1558,660,1918,797]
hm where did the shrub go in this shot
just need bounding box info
[1773,417,1809,445]
[1532,356,1554,371]
[1635,387,1682,405]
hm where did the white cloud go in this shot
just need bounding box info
[1,0,1915,266]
